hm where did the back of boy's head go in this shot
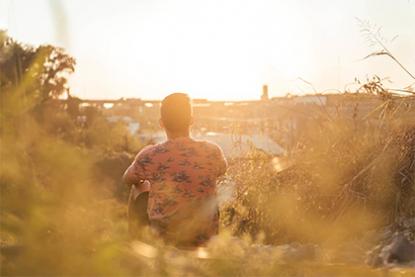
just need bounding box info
[160,93,192,132]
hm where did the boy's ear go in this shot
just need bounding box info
[159,118,164,129]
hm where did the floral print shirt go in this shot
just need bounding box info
[124,136,227,245]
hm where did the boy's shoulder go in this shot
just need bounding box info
[201,139,221,149]
[137,139,223,155]
[194,139,224,154]
[139,142,169,154]
[134,144,155,159]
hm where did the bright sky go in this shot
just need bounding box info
[0,0,414,100]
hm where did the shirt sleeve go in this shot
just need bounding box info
[122,145,153,184]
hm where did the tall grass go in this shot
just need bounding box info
[2,88,415,276]
[1,33,414,276]
[220,96,415,267]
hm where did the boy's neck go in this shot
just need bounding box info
[166,130,190,140]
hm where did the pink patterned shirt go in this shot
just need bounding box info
[124,136,227,245]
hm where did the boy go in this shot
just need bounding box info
[123,93,227,247]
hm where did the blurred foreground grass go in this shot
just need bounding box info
[1,31,415,276]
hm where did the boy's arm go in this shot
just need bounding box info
[122,162,142,185]
[122,146,153,185]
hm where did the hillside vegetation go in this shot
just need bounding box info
[1,31,414,276]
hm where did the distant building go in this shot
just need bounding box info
[292,95,327,106]
[261,85,269,101]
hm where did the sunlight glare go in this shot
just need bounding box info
[70,0,312,100]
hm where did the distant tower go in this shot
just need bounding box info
[261,84,269,101]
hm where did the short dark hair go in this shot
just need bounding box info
[160,93,192,132]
